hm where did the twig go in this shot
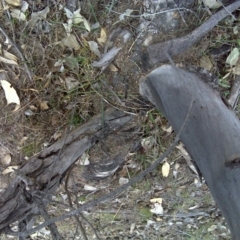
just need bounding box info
[99,78,123,105]
[39,206,63,240]
[108,8,198,20]
[172,1,187,26]
[202,0,213,15]
[165,51,176,67]
[107,0,116,15]
[216,0,236,20]
[75,194,102,240]
[0,26,33,82]
[19,100,194,236]
[1,0,16,42]
[65,165,89,240]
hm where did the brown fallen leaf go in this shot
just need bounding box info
[97,28,107,44]
[39,101,49,110]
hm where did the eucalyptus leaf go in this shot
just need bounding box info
[226,47,239,66]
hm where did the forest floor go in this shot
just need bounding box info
[1,0,240,239]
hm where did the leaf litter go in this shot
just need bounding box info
[0,0,236,239]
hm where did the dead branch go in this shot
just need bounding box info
[141,1,240,70]
[0,108,132,236]
[140,64,240,239]
[14,101,193,237]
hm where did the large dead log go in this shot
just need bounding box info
[140,65,240,239]
[0,108,132,234]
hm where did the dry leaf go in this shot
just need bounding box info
[150,203,163,215]
[82,18,91,32]
[0,55,18,65]
[162,161,170,177]
[233,59,240,75]
[29,105,37,111]
[40,101,49,110]
[161,124,173,133]
[19,136,28,145]
[64,7,73,18]
[61,34,80,50]
[84,185,97,191]
[88,41,101,58]
[0,80,20,110]
[203,0,221,9]
[226,48,239,66]
[64,8,91,32]
[1,154,11,166]
[5,0,20,6]
[62,21,72,34]
[3,50,18,62]
[10,9,26,21]
[150,198,163,204]
[119,177,129,185]
[109,64,118,72]
[97,28,107,44]
[2,165,18,174]
[64,8,83,24]
[28,6,50,28]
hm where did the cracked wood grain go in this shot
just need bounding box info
[0,108,132,233]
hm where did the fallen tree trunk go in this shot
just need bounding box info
[140,65,240,239]
[0,108,132,235]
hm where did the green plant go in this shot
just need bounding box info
[137,206,153,221]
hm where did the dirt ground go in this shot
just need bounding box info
[0,0,239,239]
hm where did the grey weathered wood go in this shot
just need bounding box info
[141,1,240,70]
[0,108,132,234]
[140,65,240,239]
